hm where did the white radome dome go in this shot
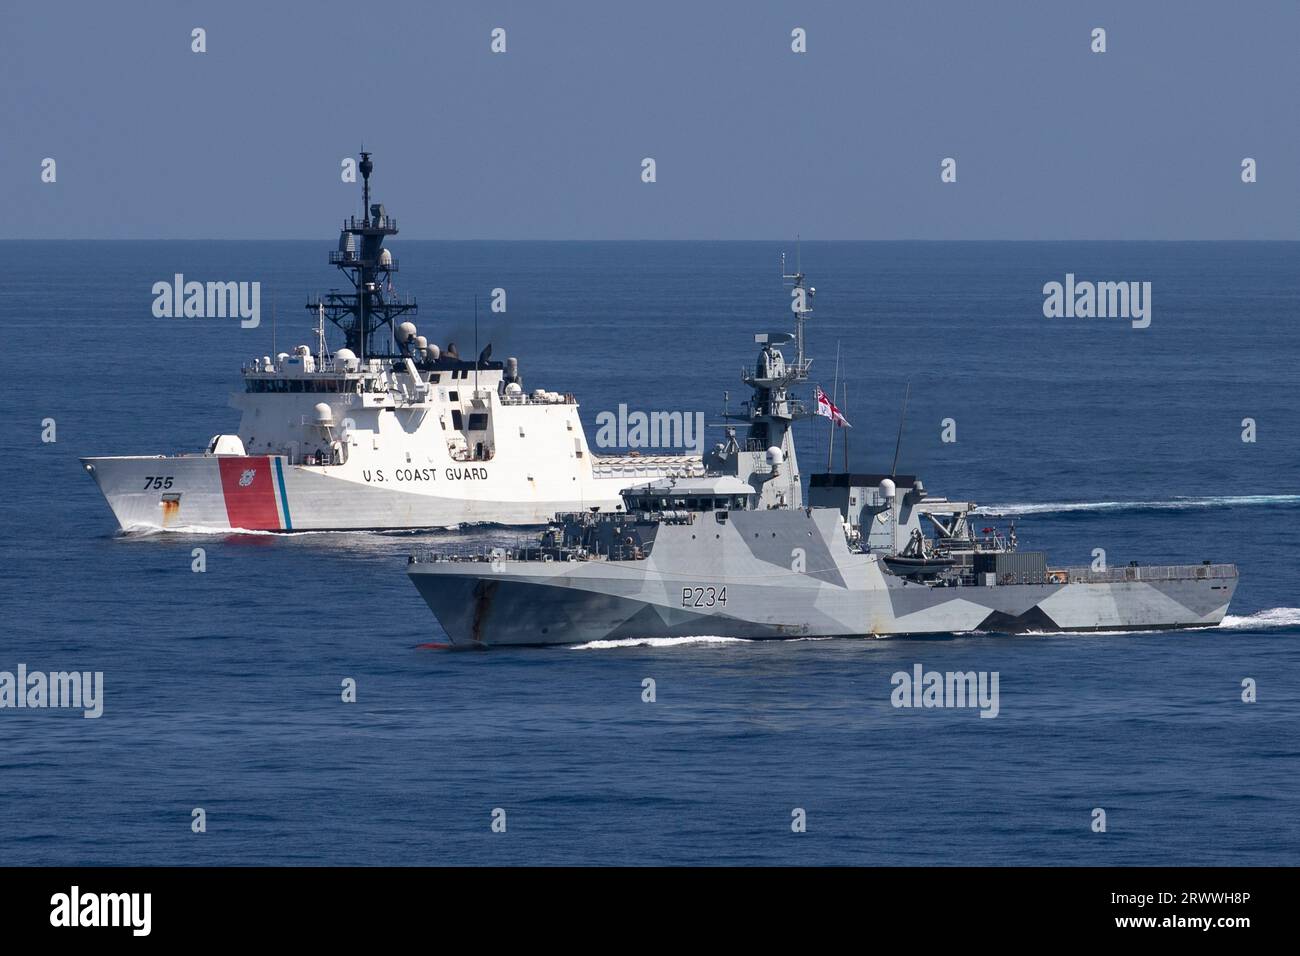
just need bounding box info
[397,322,417,343]
[313,403,334,424]
[766,445,784,465]
[879,478,897,500]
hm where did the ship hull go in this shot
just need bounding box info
[80,453,696,532]
[408,564,1238,647]
[407,510,1238,646]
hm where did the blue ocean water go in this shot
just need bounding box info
[1,240,1298,865]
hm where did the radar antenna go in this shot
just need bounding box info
[306,151,418,362]
[781,244,814,377]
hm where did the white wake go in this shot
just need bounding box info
[569,635,753,650]
[118,524,444,537]
[1218,607,1300,631]
[975,494,1300,517]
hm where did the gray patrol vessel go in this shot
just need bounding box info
[407,266,1238,647]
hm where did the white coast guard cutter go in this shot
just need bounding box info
[82,152,701,532]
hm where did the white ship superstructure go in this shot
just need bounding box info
[83,153,701,532]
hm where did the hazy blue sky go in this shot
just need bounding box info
[3,0,1297,239]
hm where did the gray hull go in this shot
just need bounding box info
[408,510,1238,647]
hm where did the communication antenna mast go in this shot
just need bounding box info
[781,241,814,376]
[314,302,330,365]
[890,380,911,479]
[307,151,417,362]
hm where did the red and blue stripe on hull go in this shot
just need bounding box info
[217,456,293,530]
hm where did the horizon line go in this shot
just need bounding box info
[4,237,1298,243]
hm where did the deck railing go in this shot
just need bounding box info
[1056,563,1237,584]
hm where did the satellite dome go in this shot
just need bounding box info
[335,348,358,371]
[414,335,428,351]
[425,344,441,361]
[766,445,784,465]
[879,478,897,500]
[397,322,417,343]
[313,403,334,424]
[379,248,393,266]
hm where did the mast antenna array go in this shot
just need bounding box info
[307,151,418,362]
[781,241,814,378]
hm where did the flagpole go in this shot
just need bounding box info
[841,380,849,472]
[827,342,841,472]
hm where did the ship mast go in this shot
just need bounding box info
[781,249,814,377]
[716,251,816,509]
[307,151,418,362]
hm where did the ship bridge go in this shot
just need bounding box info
[621,475,756,513]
